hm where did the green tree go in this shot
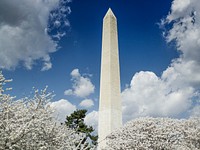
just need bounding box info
[65,109,98,147]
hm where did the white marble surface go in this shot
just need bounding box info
[98,8,122,150]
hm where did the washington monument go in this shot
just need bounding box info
[98,8,122,149]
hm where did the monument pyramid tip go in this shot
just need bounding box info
[104,8,116,18]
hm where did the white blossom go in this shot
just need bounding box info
[0,71,95,150]
[104,117,200,150]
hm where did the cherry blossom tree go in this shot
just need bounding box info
[104,117,200,150]
[0,71,95,150]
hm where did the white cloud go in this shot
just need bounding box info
[167,0,191,21]
[50,99,97,131]
[122,71,194,122]
[50,99,76,122]
[79,99,94,108]
[0,0,71,70]
[122,0,200,123]
[85,111,98,132]
[64,69,95,98]
[64,89,73,95]
[41,62,52,71]
[190,105,200,117]
[71,69,80,77]
[41,55,52,71]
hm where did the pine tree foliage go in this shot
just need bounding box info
[104,117,200,150]
[0,71,93,150]
[65,109,98,146]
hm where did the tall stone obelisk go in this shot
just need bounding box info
[98,8,122,149]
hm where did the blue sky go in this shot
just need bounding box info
[1,0,200,127]
[3,0,175,98]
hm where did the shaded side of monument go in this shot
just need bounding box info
[98,8,122,149]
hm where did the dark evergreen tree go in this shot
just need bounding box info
[65,109,98,147]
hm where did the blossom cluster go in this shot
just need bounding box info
[105,117,200,150]
[0,72,94,150]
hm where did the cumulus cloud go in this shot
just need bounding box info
[50,99,97,132]
[50,99,97,131]
[190,105,200,117]
[50,99,76,122]
[122,0,200,122]
[79,99,94,108]
[64,89,73,95]
[0,0,71,70]
[64,69,95,98]
[85,111,99,132]
[122,71,194,122]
